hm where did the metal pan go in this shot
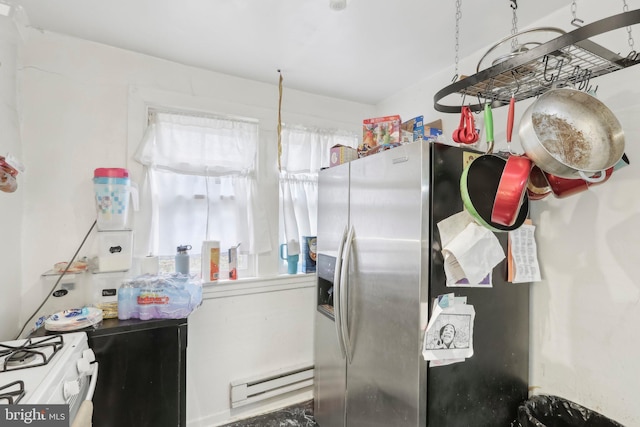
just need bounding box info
[491,96,532,226]
[518,88,625,181]
[461,154,529,232]
[460,104,528,232]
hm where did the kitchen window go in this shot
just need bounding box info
[279,125,358,272]
[133,109,271,279]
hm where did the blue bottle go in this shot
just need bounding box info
[175,245,192,275]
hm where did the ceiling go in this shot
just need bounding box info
[14,0,567,105]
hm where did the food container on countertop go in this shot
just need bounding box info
[93,168,139,230]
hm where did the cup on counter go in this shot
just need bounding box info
[301,236,317,273]
[280,240,300,274]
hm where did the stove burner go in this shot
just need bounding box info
[0,380,25,404]
[5,350,37,367]
[0,335,64,373]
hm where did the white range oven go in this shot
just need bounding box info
[0,332,98,425]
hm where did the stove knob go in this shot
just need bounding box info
[82,349,96,363]
[77,358,92,376]
[63,380,80,400]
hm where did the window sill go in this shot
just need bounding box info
[201,273,316,299]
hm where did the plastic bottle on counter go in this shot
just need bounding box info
[138,292,154,321]
[175,245,192,275]
[117,282,138,320]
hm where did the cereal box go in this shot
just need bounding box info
[401,116,424,143]
[360,115,402,156]
[402,116,443,143]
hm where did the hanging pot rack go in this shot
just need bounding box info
[434,9,640,113]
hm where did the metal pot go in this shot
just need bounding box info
[518,88,625,181]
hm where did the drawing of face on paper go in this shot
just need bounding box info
[422,302,475,362]
[425,314,471,350]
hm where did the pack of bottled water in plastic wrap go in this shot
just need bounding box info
[117,273,203,320]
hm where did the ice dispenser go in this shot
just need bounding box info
[317,254,336,318]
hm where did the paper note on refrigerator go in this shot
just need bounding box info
[437,210,476,248]
[422,298,475,362]
[508,223,541,283]
[442,222,505,285]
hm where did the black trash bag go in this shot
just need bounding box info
[517,395,625,427]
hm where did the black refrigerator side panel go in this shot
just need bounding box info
[89,323,188,427]
[427,144,530,427]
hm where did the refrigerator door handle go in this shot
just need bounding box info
[333,225,348,359]
[340,225,355,364]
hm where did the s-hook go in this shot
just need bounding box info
[542,55,566,83]
[510,70,521,95]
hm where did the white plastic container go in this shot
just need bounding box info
[89,271,126,306]
[40,271,89,314]
[89,271,128,319]
[93,168,138,231]
[96,229,133,272]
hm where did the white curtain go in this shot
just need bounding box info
[134,111,271,257]
[279,125,358,255]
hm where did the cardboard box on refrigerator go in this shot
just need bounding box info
[360,115,402,156]
[401,116,443,142]
[401,116,425,142]
[424,119,444,141]
[330,144,358,167]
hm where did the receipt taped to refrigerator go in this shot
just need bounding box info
[508,223,541,283]
[423,298,475,362]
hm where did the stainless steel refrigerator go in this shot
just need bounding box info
[314,141,529,427]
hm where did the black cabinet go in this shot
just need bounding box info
[87,318,188,427]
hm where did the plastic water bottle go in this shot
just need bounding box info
[175,245,191,275]
[117,282,136,320]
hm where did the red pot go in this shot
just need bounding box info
[527,165,552,200]
[545,167,614,198]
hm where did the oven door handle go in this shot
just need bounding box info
[85,363,99,401]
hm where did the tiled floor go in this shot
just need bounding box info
[220,400,318,427]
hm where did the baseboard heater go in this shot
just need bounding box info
[230,364,314,408]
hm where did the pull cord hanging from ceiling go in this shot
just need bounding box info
[277,69,283,172]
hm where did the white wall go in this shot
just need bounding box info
[379,4,640,425]
[17,28,374,426]
[0,14,23,341]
